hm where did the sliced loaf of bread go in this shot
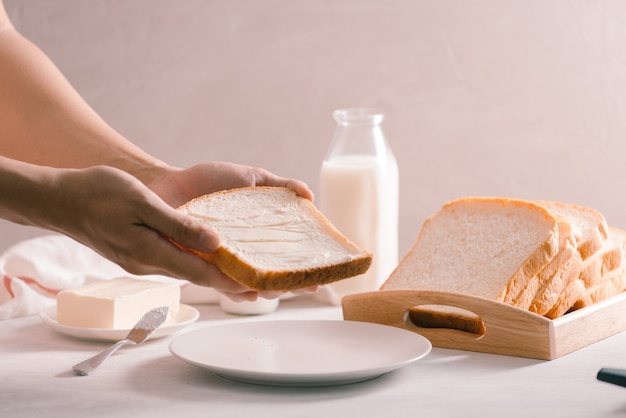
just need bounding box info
[177,187,372,291]
[381,197,626,320]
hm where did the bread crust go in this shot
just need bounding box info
[187,246,372,291]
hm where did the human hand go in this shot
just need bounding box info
[142,162,318,299]
[145,162,318,299]
[41,165,267,301]
[144,161,314,208]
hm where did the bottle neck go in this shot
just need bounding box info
[333,108,384,126]
[326,108,388,160]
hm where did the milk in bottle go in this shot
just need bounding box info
[319,108,399,303]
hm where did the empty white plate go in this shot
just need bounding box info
[169,319,431,387]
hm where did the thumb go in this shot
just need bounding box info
[152,205,221,254]
[178,217,221,254]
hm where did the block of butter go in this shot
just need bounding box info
[56,277,181,329]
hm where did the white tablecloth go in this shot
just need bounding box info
[2,295,626,418]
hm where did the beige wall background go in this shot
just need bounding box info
[3,0,626,259]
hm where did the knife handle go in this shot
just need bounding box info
[597,368,626,388]
[72,339,135,376]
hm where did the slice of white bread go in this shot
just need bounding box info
[545,278,586,319]
[177,186,372,291]
[573,263,626,310]
[536,201,609,260]
[381,197,560,302]
[506,218,577,310]
[528,243,583,316]
[579,228,625,288]
[572,228,626,310]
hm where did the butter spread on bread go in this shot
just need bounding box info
[177,186,372,291]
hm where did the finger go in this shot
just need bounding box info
[132,198,269,297]
[257,290,283,300]
[289,286,319,295]
[142,196,221,254]
[284,178,314,202]
[123,225,252,294]
[220,290,259,302]
[253,169,314,201]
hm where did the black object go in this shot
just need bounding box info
[597,368,626,388]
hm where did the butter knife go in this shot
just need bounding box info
[72,306,169,376]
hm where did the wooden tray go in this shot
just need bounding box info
[341,290,626,360]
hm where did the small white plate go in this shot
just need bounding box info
[169,320,431,387]
[40,304,199,342]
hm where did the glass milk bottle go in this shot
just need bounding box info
[319,108,399,302]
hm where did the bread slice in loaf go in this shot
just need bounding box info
[572,228,626,310]
[536,201,609,260]
[573,264,626,310]
[506,218,576,310]
[381,197,560,302]
[528,243,583,315]
[538,227,625,317]
[177,187,372,291]
[579,228,625,288]
[544,278,586,319]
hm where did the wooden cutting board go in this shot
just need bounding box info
[341,289,626,360]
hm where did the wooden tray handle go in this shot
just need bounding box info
[342,290,554,359]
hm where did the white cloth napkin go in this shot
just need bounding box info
[0,234,218,320]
